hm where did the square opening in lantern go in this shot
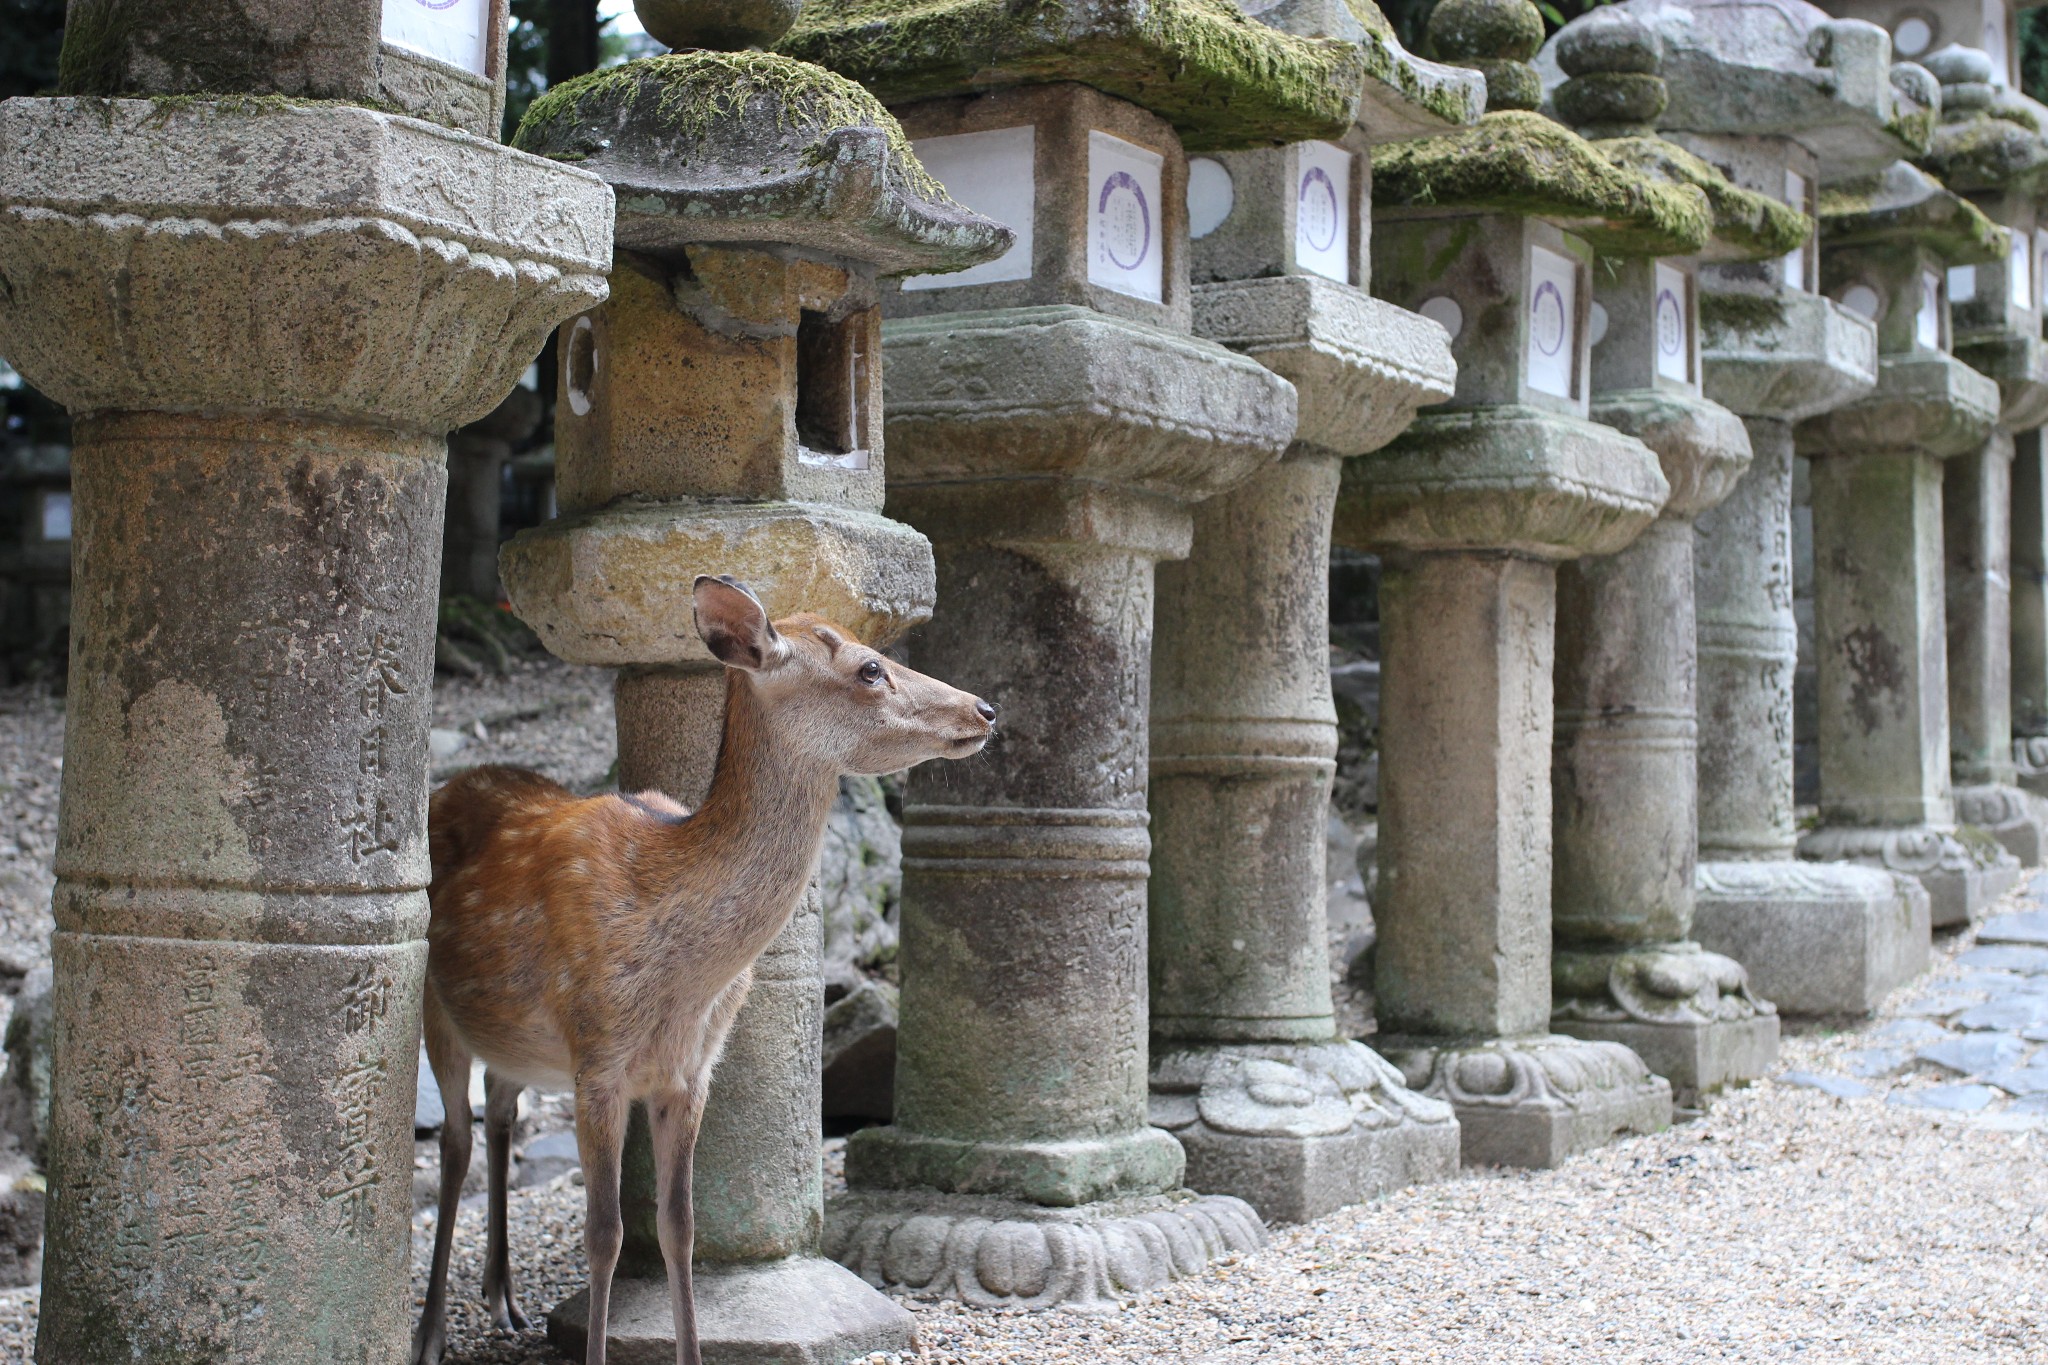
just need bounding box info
[796,309,871,471]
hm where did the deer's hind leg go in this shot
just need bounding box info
[481,1067,530,1332]
[413,986,475,1365]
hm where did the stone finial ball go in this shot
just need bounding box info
[1921,43,1995,87]
[1555,6,1661,77]
[1427,0,1545,65]
[636,0,803,50]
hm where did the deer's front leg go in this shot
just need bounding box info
[575,1082,630,1365]
[481,1068,530,1332]
[649,1086,708,1365]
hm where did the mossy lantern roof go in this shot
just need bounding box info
[1819,160,2008,266]
[1595,137,1811,261]
[513,51,1013,276]
[1914,47,2048,198]
[775,0,1370,152]
[1373,111,1713,258]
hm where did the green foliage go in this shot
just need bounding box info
[0,0,65,98]
[2024,7,2048,106]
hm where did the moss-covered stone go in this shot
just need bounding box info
[1919,110,2048,196]
[514,52,1011,276]
[1598,136,1810,262]
[1374,111,1711,258]
[1819,162,2006,266]
[778,0,1367,152]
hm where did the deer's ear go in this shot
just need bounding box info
[693,576,787,672]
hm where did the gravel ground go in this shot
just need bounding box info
[378,883,2048,1365]
[4,673,2047,1363]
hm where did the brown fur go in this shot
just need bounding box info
[412,581,994,1365]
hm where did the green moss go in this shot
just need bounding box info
[1885,103,1937,157]
[779,0,1367,152]
[1919,114,2048,195]
[515,50,947,200]
[1374,111,1711,257]
[1599,136,1810,261]
[1820,166,2006,266]
[1699,289,1790,334]
[1356,28,1484,130]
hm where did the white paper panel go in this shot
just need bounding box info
[40,492,70,542]
[1654,261,1691,384]
[382,0,490,75]
[1528,244,1578,399]
[901,127,1036,291]
[1187,157,1234,240]
[2038,229,2048,311]
[1782,169,1810,291]
[1950,265,1978,304]
[1294,141,1351,284]
[1917,270,1942,350]
[1088,130,1164,303]
[2013,232,2032,310]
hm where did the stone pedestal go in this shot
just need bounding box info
[1948,427,2048,863]
[2015,429,2048,783]
[1335,412,1677,1166]
[0,97,608,1364]
[503,51,1010,1362]
[1798,351,2013,925]
[829,298,1290,1300]
[1552,394,1780,1105]
[1692,415,1932,1012]
[444,386,541,601]
[1147,276,1462,1223]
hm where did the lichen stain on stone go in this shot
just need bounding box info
[63,678,259,885]
[1841,624,1905,736]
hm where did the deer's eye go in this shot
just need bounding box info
[858,659,886,686]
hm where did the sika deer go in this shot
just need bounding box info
[413,575,996,1365]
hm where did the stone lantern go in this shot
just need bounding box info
[443,385,542,603]
[785,0,1359,1304]
[0,1,613,1360]
[1894,45,2048,859]
[1795,161,2012,925]
[1147,2,1482,1222]
[1923,45,2048,860]
[503,33,1010,1360]
[1557,0,1934,1018]
[1332,0,1697,1169]
[1838,0,2023,81]
[1539,7,1820,1108]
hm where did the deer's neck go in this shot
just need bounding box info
[655,671,841,973]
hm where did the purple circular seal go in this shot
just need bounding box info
[413,0,464,11]
[1097,170,1152,272]
[1298,166,1339,254]
[1531,280,1567,356]
[1655,288,1684,358]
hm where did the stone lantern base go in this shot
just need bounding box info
[1148,1040,1461,1224]
[1952,783,2048,867]
[549,1258,917,1365]
[1795,825,2017,928]
[1692,860,1930,1016]
[1376,1035,1672,1170]
[823,1190,1265,1310]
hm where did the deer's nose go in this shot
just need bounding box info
[975,699,997,723]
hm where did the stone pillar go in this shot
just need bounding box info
[1150,105,1472,1217]
[0,80,608,1365]
[1910,44,2048,865]
[2015,429,2048,771]
[815,83,1306,1305]
[1538,12,1785,1107]
[1342,1,1704,1164]
[499,46,1009,1361]
[1795,165,2014,926]
[443,385,541,602]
